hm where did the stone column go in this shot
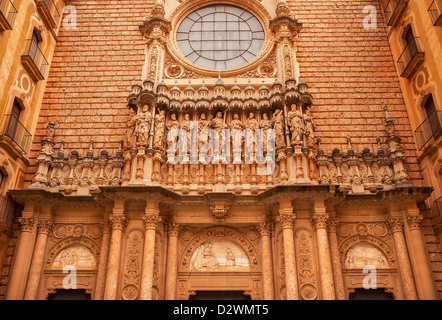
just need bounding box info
[6,217,35,300]
[328,218,346,300]
[405,213,438,300]
[278,200,298,300]
[388,217,418,300]
[94,221,111,300]
[165,222,181,300]
[24,219,53,300]
[312,212,335,300]
[103,214,127,300]
[139,202,161,300]
[258,222,275,300]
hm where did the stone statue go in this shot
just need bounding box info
[303,109,315,148]
[245,112,258,150]
[180,113,191,152]
[260,113,272,154]
[153,110,165,151]
[272,109,286,151]
[287,104,304,146]
[230,113,244,154]
[166,113,180,150]
[124,108,137,150]
[198,113,210,154]
[136,105,152,147]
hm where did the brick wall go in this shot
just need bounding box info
[25,0,423,185]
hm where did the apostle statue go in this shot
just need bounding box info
[272,109,286,151]
[287,104,304,147]
[153,110,165,152]
[136,104,152,147]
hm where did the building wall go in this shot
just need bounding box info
[0,0,66,298]
[1,0,441,300]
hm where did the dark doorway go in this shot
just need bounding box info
[47,289,91,300]
[349,288,394,300]
[189,291,252,300]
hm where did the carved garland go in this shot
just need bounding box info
[179,226,260,272]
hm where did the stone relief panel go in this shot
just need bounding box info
[179,226,260,272]
[190,239,251,272]
[344,242,389,269]
[121,229,144,300]
[295,229,318,300]
[51,244,96,270]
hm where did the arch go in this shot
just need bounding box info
[339,234,396,269]
[45,236,101,270]
[179,226,260,272]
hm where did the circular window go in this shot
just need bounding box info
[177,4,265,70]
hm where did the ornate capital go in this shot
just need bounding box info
[167,222,181,237]
[277,213,294,229]
[109,215,127,231]
[258,222,274,237]
[37,219,53,234]
[18,217,35,232]
[406,216,423,231]
[327,218,339,233]
[388,217,404,233]
[312,214,329,230]
[143,214,162,230]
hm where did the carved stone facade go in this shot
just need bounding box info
[2,0,441,301]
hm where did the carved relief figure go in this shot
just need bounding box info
[287,104,304,146]
[52,245,96,270]
[136,105,152,147]
[226,248,237,270]
[124,108,137,150]
[153,110,166,151]
[344,243,389,269]
[272,109,286,150]
[189,239,250,272]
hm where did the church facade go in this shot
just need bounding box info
[0,0,441,300]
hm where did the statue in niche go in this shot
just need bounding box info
[136,105,152,147]
[226,248,237,270]
[287,104,304,146]
[260,113,272,154]
[272,109,286,151]
[230,113,244,154]
[245,112,258,150]
[153,110,165,152]
[180,113,191,153]
[210,111,226,154]
[166,113,180,150]
[303,108,315,148]
[198,113,210,154]
[124,108,137,150]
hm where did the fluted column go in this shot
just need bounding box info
[312,212,335,300]
[388,217,417,300]
[405,213,438,300]
[24,219,53,300]
[328,218,345,300]
[165,222,181,300]
[6,217,35,300]
[104,214,127,300]
[139,204,161,300]
[258,222,275,300]
[278,200,298,300]
[94,221,111,300]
